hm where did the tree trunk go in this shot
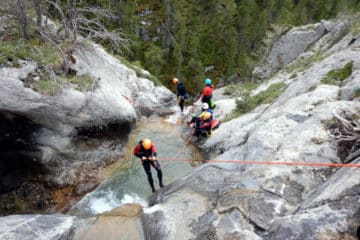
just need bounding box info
[33,0,42,27]
[17,0,29,39]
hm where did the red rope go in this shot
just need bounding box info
[157,157,360,168]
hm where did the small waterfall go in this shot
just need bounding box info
[69,114,202,217]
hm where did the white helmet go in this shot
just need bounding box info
[202,102,209,110]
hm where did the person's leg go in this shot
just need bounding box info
[179,99,184,112]
[150,161,164,187]
[203,96,211,106]
[142,160,155,192]
[200,128,207,137]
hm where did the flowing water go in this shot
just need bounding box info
[70,108,202,217]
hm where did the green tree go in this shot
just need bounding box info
[144,45,165,77]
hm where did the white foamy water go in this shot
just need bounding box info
[120,193,148,207]
[89,191,120,214]
[166,105,193,124]
[89,192,148,214]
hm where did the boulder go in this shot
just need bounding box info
[0,42,174,212]
[340,69,360,100]
[253,21,330,80]
[143,17,360,239]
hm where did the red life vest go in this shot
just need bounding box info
[202,85,214,96]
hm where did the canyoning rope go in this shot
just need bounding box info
[157,157,360,168]
[124,95,360,168]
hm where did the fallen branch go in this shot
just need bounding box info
[331,107,360,162]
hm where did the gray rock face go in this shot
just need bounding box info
[268,159,360,240]
[142,17,360,240]
[253,23,326,80]
[0,214,77,240]
[340,69,360,100]
[0,42,174,210]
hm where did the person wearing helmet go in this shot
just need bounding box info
[188,103,213,138]
[200,102,213,122]
[199,105,213,136]
[133,138,164,192]
[201,78,214,108]
[172,77,189,112]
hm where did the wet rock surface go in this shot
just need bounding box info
[0,42,173,215]
[72,204,144,240]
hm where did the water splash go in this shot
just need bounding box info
[166,105,193,124]
[88,192,148,214]
[120,193,148,207]
[89,191,120,214]
[70,116,202,217]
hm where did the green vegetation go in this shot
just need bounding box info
[290,73,297,79]
[351,14,360,34]
[31,74,95,95]
[2,0,360,96]
[320,61,353,85]
[352,89,360,99]
[285,50,327,74]
[77,0,360,95]
[224,82,259,96]
[224,82,285,121]
[32,79,62,95]
[0,25,95,95]
[0,34,64,68]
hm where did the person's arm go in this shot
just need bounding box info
[133,144,142,158]
[150,144,157,160]
[177,85,181,97]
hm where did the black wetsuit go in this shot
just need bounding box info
[177,82,188,112]
[133,141,163,192]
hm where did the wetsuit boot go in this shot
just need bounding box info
[148,176,156,192]
[157,165,164,188]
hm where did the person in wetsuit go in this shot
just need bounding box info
[172,77,189,112]
[133,138,164,192]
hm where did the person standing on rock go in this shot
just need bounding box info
[201,78,215,109]
[133,138,164,192]
[172,77,189,113]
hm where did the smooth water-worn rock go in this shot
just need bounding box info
[142,17,360,240]
[0,214,77,240]
[0,41,174,213]
[267,158,360,240]
[253,22,326,79]
[72,204,144,240]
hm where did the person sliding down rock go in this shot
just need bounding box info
[133,139,164,192]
